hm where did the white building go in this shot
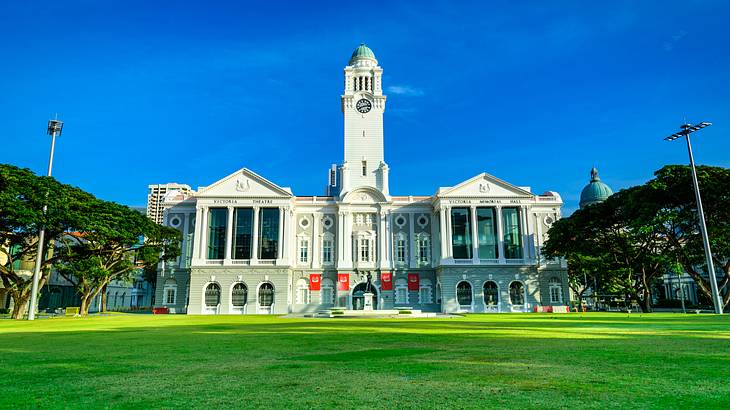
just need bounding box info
[147,183,194,224]
[155,44,567,315]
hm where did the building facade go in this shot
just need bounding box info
[147,183,194,225]
[155,44,568,315]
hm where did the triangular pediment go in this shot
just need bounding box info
[437,173,534,198]
[196,168,293,198]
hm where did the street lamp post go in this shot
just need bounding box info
[27,118,63,320]
[663,121,723,314]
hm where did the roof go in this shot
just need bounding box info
[579,167,614,209]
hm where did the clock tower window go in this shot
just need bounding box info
[362,161,367,176]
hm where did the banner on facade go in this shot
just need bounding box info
[310,274,321,291]
[337,273,349,291]
[408,273,419,291]
[381,272,393,290]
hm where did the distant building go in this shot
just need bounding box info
[579,167,613,209]
[146,183,194,224]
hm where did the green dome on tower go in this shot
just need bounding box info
[349,43,376,63]
[579,167,614,209]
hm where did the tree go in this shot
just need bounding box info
[54,199,180,316]
[0,164,94,319]
[647,165,730,310]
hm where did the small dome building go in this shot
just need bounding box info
[579,167,613,209]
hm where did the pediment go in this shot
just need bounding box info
[341,186,388,204]
[437,173,534,198]
[196,168,293,198]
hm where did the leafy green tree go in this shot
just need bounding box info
[55,200,180,315]
[0,164,94,319]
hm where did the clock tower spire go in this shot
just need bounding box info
[327,44,389,198]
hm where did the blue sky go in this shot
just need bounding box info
[1,1,729,214]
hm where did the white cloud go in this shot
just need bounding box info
[386,85,424,96]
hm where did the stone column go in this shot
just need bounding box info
[337,211,346,266]
[343,212,353,269]
[430,212,438,268]
[225,206,234,262]
[192,207,203,261]
[408,213,416,269]
[496,206,505,263]
[277,207,285,261]
[251,206,260,263]
[439,206,448,262]
[199,206,209,260]
[470,205,479,263]
[312,213,320,268]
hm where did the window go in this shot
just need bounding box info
[549,277,562,303]
[502,208,523,259]
[483,281,499,306]
[362,160,367,176]
[204,283,221,307]
[298,238,309,264]
[232,283,248,307]
[357,236,373,262]
[457,281,473,306]
[416,234,430,265]
[419,279,433,304]
[233,208,253,259]
[395,234,407,264]
[165,288,175,304]
[322,236,333,264]
[321,278,335,305]
[509,282,525,305]
[258,283,274,307]
[395,279,408,304]
[477,208,498,259]
[207,208,227,259]
[163,279,177,305]
[258,208,280,259]
[451,208,472,259]
[296,279,309,304]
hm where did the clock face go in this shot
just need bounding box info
[356,98,372,113]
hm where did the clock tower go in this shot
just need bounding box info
[328,44,389,198]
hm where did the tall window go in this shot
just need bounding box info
[509,282,525,305]
[207,208,227,259]
[477,208,498,259]
[358,237,373,262]
[549,277,562,303]
[419,279,433,304]
[416,234,430,265]
[457,281,473,306]
[502,207,523,259]
[395,279,408,304]
[258,208,280,259]
[258,283,274,307]
[298,238,309,264]
[232,283,248,307]
[296,279,309,304]
[451,208,472,259]
[361,160,367,176]
[322,237,333,264]
[205,283,221,307]
[233,208,253,259]
[483,281,499,306]
[321,278,335,305]
[395,234,407,264]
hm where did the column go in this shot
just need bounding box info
[277,207,285,261]
[445,206,453,260]
[496,206,505,263]
[521,206,530,260]
[192,206,203,261]
[408,213,416,269]
[251,206,260,263]
[286,208,295,263]
[312,213,320,268]
[430,212,438,268]
[470,205,479,264]
[224,206,234,262]
[343,212,353,269]
[337,211,346,266]
[199,206,209,260]
[439,206,448,262]
[378,209,390,268]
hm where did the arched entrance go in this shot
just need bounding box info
[351,282,378,310]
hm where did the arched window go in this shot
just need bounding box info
[549,277,562,303]
[483,281,499,306]
[232,283,248,307]
[296,279,309,304]
[456,281,473,307]
[395,278,408,305]
[204,283,221,307]
[321,278,335,305]
[509,281,525,305]
[419,279,433,304]
[258,283,274,307]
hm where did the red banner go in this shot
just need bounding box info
[337,273,349,291]
[309,274,321,291]
[408,273,420,291]
[381,272,393,290]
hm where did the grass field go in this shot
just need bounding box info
[1,313,729,409]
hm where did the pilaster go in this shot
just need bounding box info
[224,206,234,262]
[496,206,505,264]
[251,206,260,263]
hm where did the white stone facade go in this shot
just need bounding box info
[155,45,568,315]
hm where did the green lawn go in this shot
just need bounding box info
[1,313,729,409]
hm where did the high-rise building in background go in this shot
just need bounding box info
[146,183,194,224]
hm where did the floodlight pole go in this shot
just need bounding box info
[664,122,723,314]
[27,118,63,320]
